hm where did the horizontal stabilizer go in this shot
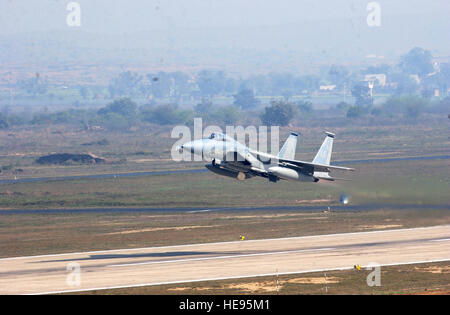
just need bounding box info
[314,173,353,181]
[279,158,355,173]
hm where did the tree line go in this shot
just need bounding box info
[3,47,449,130]
[2,94,448,131]
[14,47,450,104]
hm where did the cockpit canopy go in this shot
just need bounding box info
[208,133,226,141]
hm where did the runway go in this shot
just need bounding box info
[2,203,449,215]
[0,225,449,294]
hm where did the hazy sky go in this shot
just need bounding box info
[0,0,449,72]
[0,0,448,35]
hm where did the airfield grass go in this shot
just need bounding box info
[0,158,448,209]
[0,207,448,259]
[74,261,450,295]
[0,114,448,179]
[0,114,448,211]
[0,156,448,259]
[0,117,448,294]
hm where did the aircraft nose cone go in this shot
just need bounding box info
[183,143,193,153]
[181,141,201,155]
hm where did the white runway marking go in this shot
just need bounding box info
[431,238,450,242]
[186,209,212,213]
[32,258,450,295]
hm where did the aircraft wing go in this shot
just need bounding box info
[219,150,270,178]
[278,158,355,173]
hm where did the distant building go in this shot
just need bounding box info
[365,54,385,59]
[364,74,386,87]
[319,85,336,91]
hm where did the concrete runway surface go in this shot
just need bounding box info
[0,225,449,294]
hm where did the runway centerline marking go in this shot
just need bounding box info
[186,209,212,213]
[431,238,450,242]
[107,247,336,268]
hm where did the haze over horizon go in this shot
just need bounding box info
[1,0,449,74]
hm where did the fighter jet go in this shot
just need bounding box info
[180,131,354,182]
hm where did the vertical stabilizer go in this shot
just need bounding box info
[278,132,298,160]
[312,132,335,165]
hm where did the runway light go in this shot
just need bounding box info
[340,194,350,205]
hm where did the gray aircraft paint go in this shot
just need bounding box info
[312,132,334,165]
[181,131,353,183]
[278,133,298,160]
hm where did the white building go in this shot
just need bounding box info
[319,85,336,91]
[364,74,386,87]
